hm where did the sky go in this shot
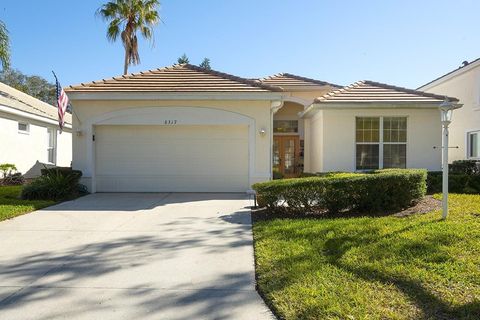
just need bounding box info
[1,0,479,89]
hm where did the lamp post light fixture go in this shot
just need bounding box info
[439,99,462,220]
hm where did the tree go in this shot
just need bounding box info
[177,53,189,64]
[199,58,211,70]
[0,20,10,70]
[0,69,56,105]
[97,0,160,75]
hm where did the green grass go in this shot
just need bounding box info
[0,185,55,221]
[253,194,480,320]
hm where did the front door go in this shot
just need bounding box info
[273,136,300,177]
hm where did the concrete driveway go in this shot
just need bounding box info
[0,193,274,320]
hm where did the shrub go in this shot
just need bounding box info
[427,171,480,194]
[0,163,24,186]
[22,169,83,201]
[449,160,480,175]
[253,169,427,214]
[272,169,284,180]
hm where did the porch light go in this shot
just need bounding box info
[259,127,267,136]
[439,99,462,220]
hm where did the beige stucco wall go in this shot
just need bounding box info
[421,64,480,161]
[306,107,442,172]
[274,102,305,138]
[71,99,273,191]
[0,111,72,176]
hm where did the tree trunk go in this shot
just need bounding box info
[123,48,129,75]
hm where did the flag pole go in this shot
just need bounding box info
[52,70,82,126]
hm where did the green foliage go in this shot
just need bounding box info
[97,0,161,74]
[427,171,480,194]
[22,169,83,201]
[0,20,10,70]
[253,169,427,214]
[253,194,480,320]
[0,163,23,186]
[199,57,211,70]
[0,186,54,221]
[0,163,17,178]
[177,53,189,64]
[272,169,284,180]
[449,160,480,175]
[0,69,56,105]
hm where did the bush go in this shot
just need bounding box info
[427,171,480,194]
[0,163,24,186]
[272,169,284,180]
[22,169,83,201]
[449,160,480,175]
[253,169,427,214]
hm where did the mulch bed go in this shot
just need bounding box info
[251,195,441,222]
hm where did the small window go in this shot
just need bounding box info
[273,120,298,133]
[47,128,56,164]
[467,131,480,159]
[18,122,29,133]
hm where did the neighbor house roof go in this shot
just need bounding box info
[66,64,284,93]
[0,82,72,124]
[314,80,459,104]
[418,57,480,90]
[259,73,342,89]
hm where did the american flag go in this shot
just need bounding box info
[53,72,69,133]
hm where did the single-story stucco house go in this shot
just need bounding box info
[418,58,480,162]
[65,64,457,193]
[0,82,72,178]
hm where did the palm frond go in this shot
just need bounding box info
[97,0,160,73]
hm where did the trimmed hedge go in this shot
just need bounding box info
[253,169,427,214]
[427,171,480,194]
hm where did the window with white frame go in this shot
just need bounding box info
[47,128,56,164]
[18,122,29,134]
[356,116,407,170]
[467,130,480,159]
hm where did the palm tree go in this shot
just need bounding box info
[0,20,10,70]
[97,0,160,75]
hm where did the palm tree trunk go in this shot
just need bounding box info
[123,48,129,75]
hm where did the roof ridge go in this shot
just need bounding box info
[314,80,458,103]
[363,80,457,101]
[281,73,343,88]
[181,64,284,92]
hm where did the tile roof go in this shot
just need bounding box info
[0,82,72,124]
[314,80,459,104]
[66,64,283,93]
[259,73,342,89]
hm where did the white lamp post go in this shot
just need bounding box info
[439,99,462,220]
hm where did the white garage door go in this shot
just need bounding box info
[95,125,249,192]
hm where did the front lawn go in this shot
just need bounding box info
[253,194,480,320]
[0,185,55,221]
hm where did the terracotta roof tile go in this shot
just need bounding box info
[314,80,459,104]
[259,73,342,89]
[66,64,283,93]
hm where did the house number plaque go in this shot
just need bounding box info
[164,120,178,125]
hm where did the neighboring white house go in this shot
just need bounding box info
[418,58,480,162]
[0,82,72,178]
[66,64,456,193]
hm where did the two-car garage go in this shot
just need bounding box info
[94,124,250,192]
